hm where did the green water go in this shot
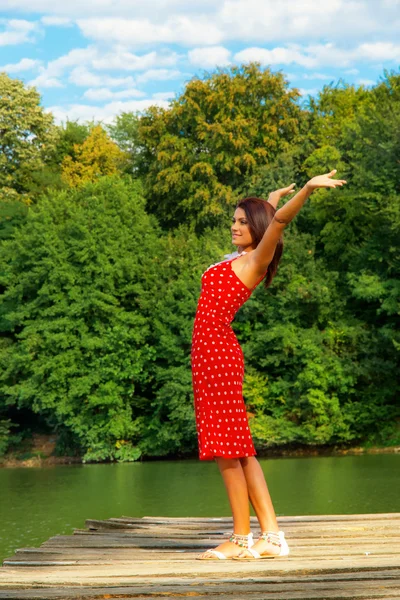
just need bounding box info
[1,454,399,561]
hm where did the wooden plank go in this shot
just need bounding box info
[1,513,400,597]
[38,534,400,550]
[5,545,400,566]
[2,555,400,582]
[74,528,400,540]
[137,513,400,521]
[83,518,399,535]
[1,575,400,599]
[7,548,400,563]
[94,513,399,528]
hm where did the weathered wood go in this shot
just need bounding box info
[1,513,399,599]
[1,577,400,600]
[136,513,400,522]
[4,544,400,566]
[1,578,400,599]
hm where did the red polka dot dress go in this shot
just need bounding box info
[191,254,264,461]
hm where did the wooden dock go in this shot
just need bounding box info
[1,513,399,599]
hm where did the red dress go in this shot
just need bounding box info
[191,255,264,461]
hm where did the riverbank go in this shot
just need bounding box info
[1,436,399,468]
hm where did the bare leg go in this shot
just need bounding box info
[198,457,251,559]
[240,456,278,531]
[238,456,281,557]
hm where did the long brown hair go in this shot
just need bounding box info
[236,197,283,288]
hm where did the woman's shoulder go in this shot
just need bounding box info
[223,251,240,260]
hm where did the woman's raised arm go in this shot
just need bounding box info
[267,183,296,210]
[250,170,347,272]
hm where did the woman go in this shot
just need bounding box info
[191,170,347,561]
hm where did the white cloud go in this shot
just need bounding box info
[41,16,72,26]
[302,73,332,81]
[69,66,136,87]
[234,41,400,70]
[77,16,223,47]
[136,69,182,83]
[234,46,316,68]
[218,0,400,43]
[0,1,216,18]
[356,78,376,86]
[357,42,400,61]
[28,73,64,88]
[27,46,98,89]
[152,91,175,100]
[83,87,145,101]
[35,46,98,81]
[91,49,179,71]
[298,87,319,97]
[1,0,400,47]
[26,46,180,92]
[0,19,38,46]
[47,98,170,124]
[0,57,40,73]
[188,46,231,68]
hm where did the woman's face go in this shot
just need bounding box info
[231,207,254,251]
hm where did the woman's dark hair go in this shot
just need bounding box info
[236,197,283,288]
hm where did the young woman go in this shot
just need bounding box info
[191,170,347,561]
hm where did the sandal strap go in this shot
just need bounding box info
[259,531,281,547]
[246,547,261,559]
[229,532,254,548]
[204,549,228,560]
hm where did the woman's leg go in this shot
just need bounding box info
[198,457,251,559]
[240,456,278,532]
[238,456,281,556]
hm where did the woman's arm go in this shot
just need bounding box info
[267,183,296,210]
[251,170,347,272]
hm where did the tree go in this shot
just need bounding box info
[306,81,370,149]
[106,112,141,175]
[27,121,93,198]
[137,63,302,229]
[61,125,127,187]
[0,72,58,203]
[0,177,160,462]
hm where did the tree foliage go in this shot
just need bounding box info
[137,63,302,229]
[0,178,159,461]
[0,72,58,203]
[61,125,127,187]
[106,112,141,175]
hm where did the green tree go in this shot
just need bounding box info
[107,112,141,175]
[61,125,128,187]
[27,120,93,197]
[0,73,58,203]
[0,177,160,462]
[137,63,302,229]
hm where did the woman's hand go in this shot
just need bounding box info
[267,183,296,209]
[306,170,347,191]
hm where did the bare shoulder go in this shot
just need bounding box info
[230,254,266,289]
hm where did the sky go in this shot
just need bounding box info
[0,0,399,124]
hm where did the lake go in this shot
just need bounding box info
[1,453,399,562]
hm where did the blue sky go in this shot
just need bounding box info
[1,0,399,124]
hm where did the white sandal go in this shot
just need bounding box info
[233,530,289,560]
[196,532,254,560]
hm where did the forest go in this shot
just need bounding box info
[0,63,399,462]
